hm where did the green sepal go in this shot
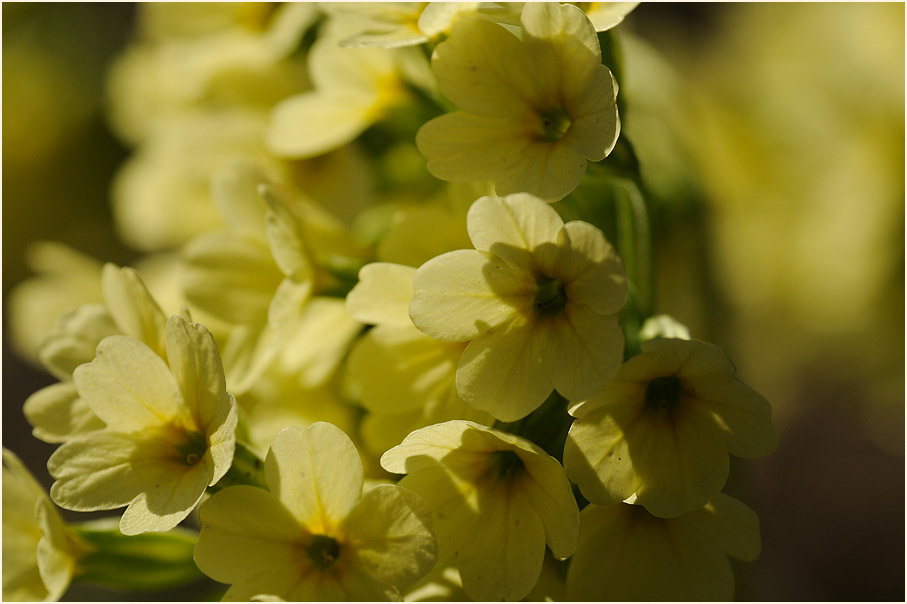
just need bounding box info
[71,524,204,591]
[208,441,268,493]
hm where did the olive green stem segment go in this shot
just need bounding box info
[71,525,204,591]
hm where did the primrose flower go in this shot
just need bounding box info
[345,262,492,455]
[567,495,761,601]
[48,315,237,535]
[25,263,170,443]
[564,338,779,518]
[266,23,410,158]
[324,2,478,48]
[194,423,437,601]
[416,2,619,201]
[409,193,627,421]
[3,449,81,602]
[381,420,579,602]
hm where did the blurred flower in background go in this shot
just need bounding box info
[2,2,903,601]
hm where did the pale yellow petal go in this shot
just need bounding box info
[24,382,105,444]
[346,262,416,328]
[547,304,625,401]
[36,304,117,381]
[348,324,460,415]
[676,493,761,563]
[466,193,562,272]
[416,111,532,183]
[101,264,168,358]
[119,461,212,535]
[35,499,75,600]
[195,485,305,587]
[556,221,628,315]
[380,420,474,474]
[493,139,588,202]
[456,488,546,601]
[519,453,579,560]
[409,249,527,342]
[73,335,183,431]
[456,319,553,421]
[431,14,534,116]
[691,375,778,458]
[265,424,363,532]
[341,485,437,587]
[266,92,374,158]
[183,231,283,325]
[210,157,269,237]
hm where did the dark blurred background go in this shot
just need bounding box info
[3,3,904,601]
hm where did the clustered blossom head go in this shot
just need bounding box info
[5,3,781,603]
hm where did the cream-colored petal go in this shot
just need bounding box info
[555,221,628,315]
[629,406,730,518]
[345,263,416,328]
[36,304,117,381]
[456,487,546,602]
[582,2,639,32]
[409,249,527,342]
[35,499,75,600]
[494,139,588,202]
[676,493,762,563]
[266,92,374,158]
[73,335,183,431]
[518,453,579,560]
[210,157,269,237]
[348,324,461,415]
[183,231,283,325]
[48,430,178,513]
[548,304,625,401]
[380,419,475,474]
[467,193,561,272]
[195,485,305,586]
[690,375,778,458]
[264,193,312,279]
[456,318,553,421]
[265,424,363,533]
[416,111,533,183]
[267,277,312,332]
[566,502,736,601]
[341,485,437,587]
[101,264,168,358]
[431,14,535,116]
[119,461,212,535]
[24,382,105,444]
[564,402,642,506]
[164,316,229,432]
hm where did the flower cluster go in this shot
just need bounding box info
[6,3,777,602]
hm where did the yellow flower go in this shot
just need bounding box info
[345,262,493,455]
[48,315,237,535]
[265,22,410,159]
[416,2,619,201]
[566,495,761,601]
[24,263,173,444]
[194,423,437,601]
[3,448,81,602]
[564,338,779,518]
[409,193,627,421]
[381,420,578,602]
[324,2,478,48]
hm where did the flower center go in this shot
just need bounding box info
[644,375,683,414]
[175,430,208,466]
[305,534,342,571]
[533,277,568,316]
[486,449,526,480]
[537,106,572,142]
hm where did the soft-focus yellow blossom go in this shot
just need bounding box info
[3,449,82,602]
[567,495,761,600]
[346,262,492,455]
[112,109,270,252]
[381,420,578,602]
[266,22,411,158]
[416,2,619,201]
[106,3,314,146]
[194,423,437,601]
[565,338,778,518]
[182,159,366,393]
[7,242,104,366]
[324,2,478,48]
[409,193,627,421]
[24,264,170,443]
[48,315,237,535]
